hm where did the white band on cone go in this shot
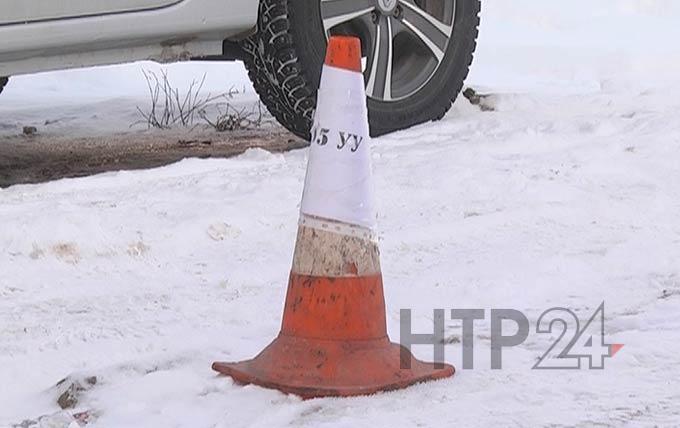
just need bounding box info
[300,64,376,231]
[299,214,376,242]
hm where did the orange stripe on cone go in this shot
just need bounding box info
[212,36,454,398]
[281,273,387,340]
[324,35,362,73]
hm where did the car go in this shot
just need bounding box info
[0,0,480,138]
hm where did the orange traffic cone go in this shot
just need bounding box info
[212,36,454,398]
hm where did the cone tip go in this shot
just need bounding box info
[325,36,362,73]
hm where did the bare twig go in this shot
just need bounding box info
[200,101,264,132]
[135,70,246,130]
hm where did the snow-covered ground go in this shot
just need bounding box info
[2,0,680,426]
[0,61,258,138]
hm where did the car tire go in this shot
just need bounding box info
[0,77,8,95]
[241,0,480,139]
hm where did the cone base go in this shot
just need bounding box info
[212,334,454,399]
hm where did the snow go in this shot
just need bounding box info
[2,0,680,426]
[0,61,255,137]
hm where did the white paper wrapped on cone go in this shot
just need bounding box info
[300,64,377,231]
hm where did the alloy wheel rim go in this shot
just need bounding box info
[321,0,456,102]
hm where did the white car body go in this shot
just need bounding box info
[0,0,258,76]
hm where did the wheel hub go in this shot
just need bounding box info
[321,0,456,102]
[376,0,398,15]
